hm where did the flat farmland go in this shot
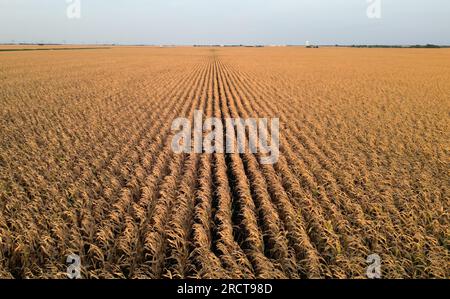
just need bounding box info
[0,47,448,278]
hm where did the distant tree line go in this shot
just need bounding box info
[345,44,443,48]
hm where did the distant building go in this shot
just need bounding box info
[305,41,319,48]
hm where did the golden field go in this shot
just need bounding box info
[0,47,448,278]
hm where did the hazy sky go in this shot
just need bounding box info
[1,0,449,45]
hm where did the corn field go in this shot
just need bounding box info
[0,47,448,278]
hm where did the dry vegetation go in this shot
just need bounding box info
[0,47,448,278]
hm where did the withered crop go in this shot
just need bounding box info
[0,47,448,278]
